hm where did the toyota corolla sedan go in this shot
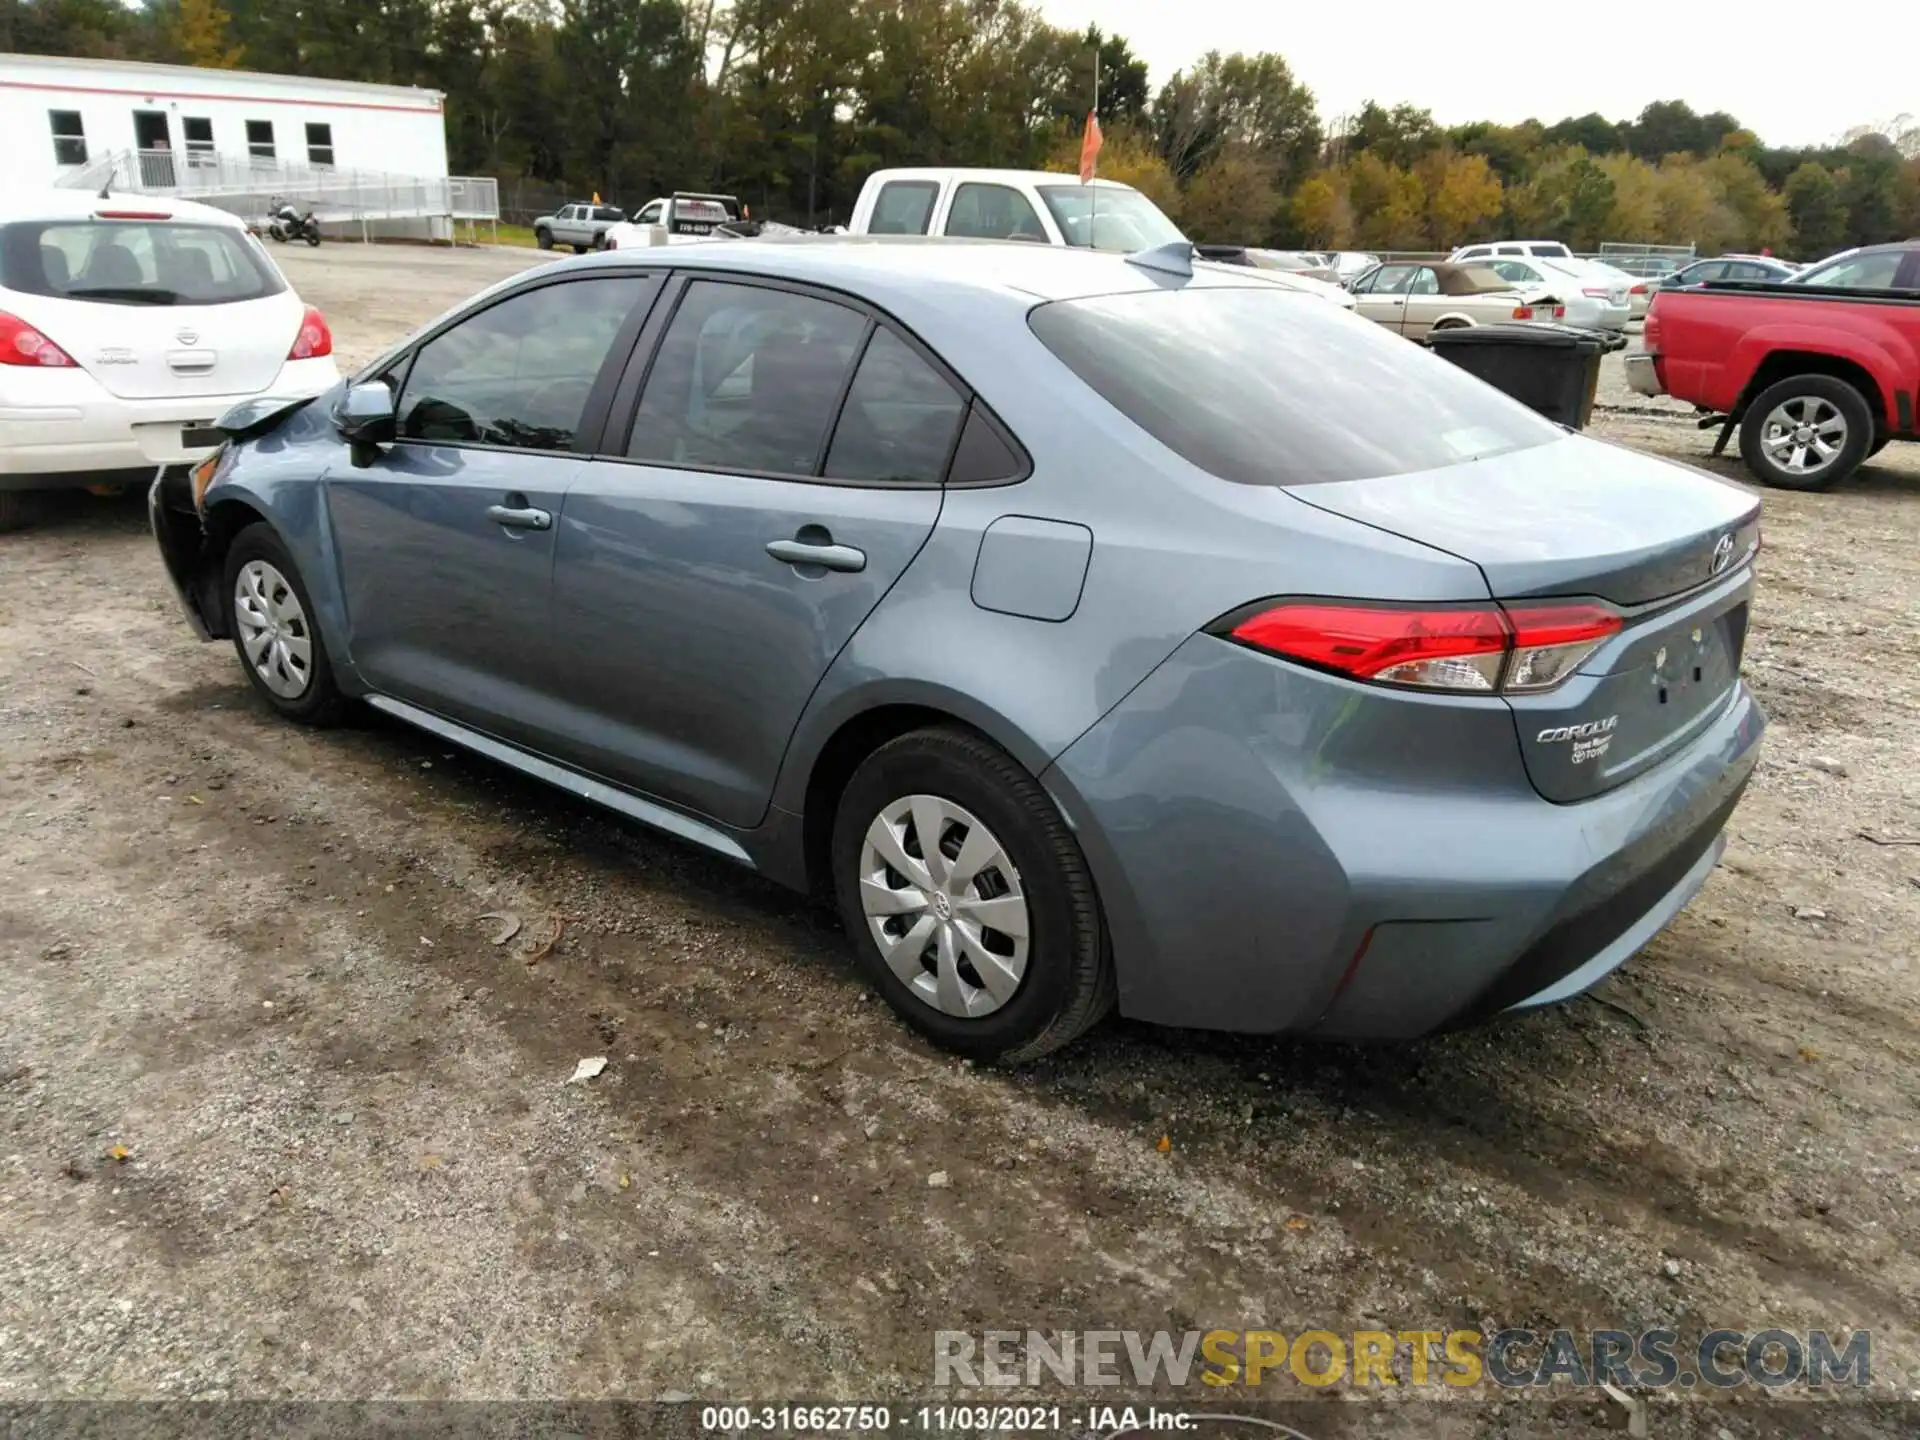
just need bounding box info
[149,238,1765,1062]
[1,190,338,531]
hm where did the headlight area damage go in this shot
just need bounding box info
[147,393,317,639]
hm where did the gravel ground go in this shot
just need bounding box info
[2,246,1917,1435]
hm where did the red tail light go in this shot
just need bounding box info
[1582,286,1611,299]
[1630,283,1648,295]
[1512,305,1535,320]
[0,310,76,367]
[94,209,172,221]
[288,305,333,360]
[1219,600,1621,694]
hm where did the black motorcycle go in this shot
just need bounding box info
[266,201,322,247]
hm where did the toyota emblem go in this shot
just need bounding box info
[1710,533,1735,575]
[175,327,200,346]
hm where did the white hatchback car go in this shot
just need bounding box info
[0,190,339,529]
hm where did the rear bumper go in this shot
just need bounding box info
[1043,633,1764,1039]
[1625,352,1665,397]
[0,359,336,480]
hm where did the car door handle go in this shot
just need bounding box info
[486,504,551,531]
[766,538,866,573]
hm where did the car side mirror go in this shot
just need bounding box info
[335,381,395,448]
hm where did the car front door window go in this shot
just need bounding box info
[398,276,653,450]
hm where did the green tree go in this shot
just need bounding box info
[1177,145,1280,243]
[1153,50,1320,186]
[1346,100,1439,168]
[1782,162,1848,256]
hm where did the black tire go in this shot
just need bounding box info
[304,229,321,247]
[1738,374,1873,491]
[534,227,553,251]
[831,726,1113,1063]
[222,523,347,726]
[0,490,37,534]
[572,242,593,254]
[591,231,608,251]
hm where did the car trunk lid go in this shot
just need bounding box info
[1288,436,1762,801]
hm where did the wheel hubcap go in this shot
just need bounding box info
[1761,397,1846,475]
[233,559,313,699]
[858,794,1029,1019]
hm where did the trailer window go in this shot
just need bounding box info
[246,120,275,161]
[49,111,87,167]
[306,123,335,167]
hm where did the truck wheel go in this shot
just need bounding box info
[1738,375,1872,491]
[534,227,553,250]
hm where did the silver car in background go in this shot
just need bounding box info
[150,238,1763,1062]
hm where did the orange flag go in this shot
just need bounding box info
[1078,111,1104,182]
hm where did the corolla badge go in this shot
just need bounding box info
[1710,533,1735,575]
[94,347,137,365]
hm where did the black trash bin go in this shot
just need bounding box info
[1426,323,1614,430]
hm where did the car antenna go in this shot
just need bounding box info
[1125,241,1194,279]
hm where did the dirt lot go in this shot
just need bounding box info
[2,245,1918,1434]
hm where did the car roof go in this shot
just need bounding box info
[562,234,1310,304]
[865,167,1142,194]
[0,189,246,227]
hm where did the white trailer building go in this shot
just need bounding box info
[0,52,495,240]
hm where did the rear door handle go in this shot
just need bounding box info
[766,538,866,573]
[486,504,551,531]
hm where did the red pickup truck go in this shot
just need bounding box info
[1627,241,1920,490]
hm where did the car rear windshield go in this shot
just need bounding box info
[0,220,286,305]
[1027,286,1563,487]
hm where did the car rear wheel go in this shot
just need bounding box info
[831,727,1112,1063]
[1739,374,1872,491]
[223,523,347,726]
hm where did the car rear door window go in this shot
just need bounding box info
[1408,268,1440,295]
[1029,285,1561,487]
[627,280,868,478]
[944,183,1047,242]
[396,276,653,450]
[870,181,938,236]
[823,328,967,484]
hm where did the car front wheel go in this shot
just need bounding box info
[1739,375,1872,491]
[534,227,553,250]
[223,523,347,725]
[831,727,1112,1063]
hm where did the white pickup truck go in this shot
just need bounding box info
[843,167,1354,308]
[845,167,1186,252]
[602,193,744,250]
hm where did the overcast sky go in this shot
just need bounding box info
[1031,0,1907,150]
